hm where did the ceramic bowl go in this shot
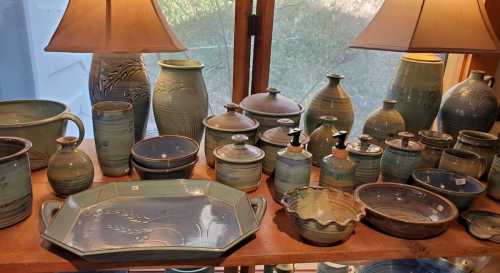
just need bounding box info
[412,169,486,211]
[281,186,365,245]
[461,210,500,243]
[354,182,458,239]
[358,259,465,273]
[131,135,199,169]
[132,158,197,180]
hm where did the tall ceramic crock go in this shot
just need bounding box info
[304,74,354,134]
[203,103,259,168]
[347,134,383,185]
[454,130,498,172]
[362,99,405,148]
[307,116,339,166]
[438,70,498,140]
[386,54,444,134]
[0,100,85,170]
[418,130,453,169]
[380,132,423,183]
[153,59,208,143]
[0,137,32,229]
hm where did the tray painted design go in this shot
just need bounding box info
[461,210,500,243]
[41,179,266,262]
[359,259,465,273]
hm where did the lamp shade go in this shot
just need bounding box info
[350,0,500,53]
[45,0,186,53]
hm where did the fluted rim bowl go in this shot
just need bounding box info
[412,169,486,197]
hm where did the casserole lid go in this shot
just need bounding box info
[347,134,383,156]
[203,103,259,131]
[239,88,302,115]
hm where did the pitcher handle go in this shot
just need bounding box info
[250,197,267,225]
[485,75,496,88]
[40,200,63,232]
[56,112,85,147]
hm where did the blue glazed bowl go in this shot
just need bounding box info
[359,259,465,273]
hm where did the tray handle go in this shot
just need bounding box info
[250,197,267,225]
[40,200,63,231]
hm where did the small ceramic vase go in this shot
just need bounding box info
[418,130,453,168]
[488,154,500,200]
[304,73,354,134]
[47,136,94,196]
[347,134,383,185]
[380,132,423,183]
[92,101,135,177]
[439,149,487,179]
[454,130,498,172]
[307,116,339,166]
[213,134,265,192]
[362,99,405,148]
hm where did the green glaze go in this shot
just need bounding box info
[380,132,423,183]
[92,101,135,177]
[307,116,339,166]
[47,136,94,197]
[274,147,312,202]
[362,100,405,148]
[387,54,444,134]
[0,100,85,170]
[0,137,32,229]
[454,130,498,172]
[347,135,383,185]
[418,130,453,169]
[488,154,500,200]
[439,149,487,179]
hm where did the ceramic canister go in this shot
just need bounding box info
[418,130,453,169]
[0,137,32,229]
[307,116,339,166]
[454,130,498,172]
[347,134,383,185]
[92,101,135,177]
[487,154,500,200]
[213,134,265,192]
[203,103,259,168]
[362,99,405,148]
[380,132,423,183]
[439,149,487,179]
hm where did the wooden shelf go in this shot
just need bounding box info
[0,140,499,273]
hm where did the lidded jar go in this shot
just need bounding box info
[347,134,383,184]
[203,103,259,168]
[259,118,309,175]
[380,132,423,183]
[362,99,405,147]
[213,134,265,192]
[418,130,453,168]
[307,116,339,166]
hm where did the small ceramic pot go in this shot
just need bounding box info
[213,134,265,192]
[439,149,487,179]
[454,130,498,172]
[92,101,135,177]
[418,130,453,169]
[47,136,94,197]
[0,137,32,229]
[362,99,406,148]
[203,103,259,168]
[487,154,500,200]
[347,134,383,185]
[307,116,339,166]
[132,158,197,180]
[380,132,423,183]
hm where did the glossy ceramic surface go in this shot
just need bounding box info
[0,100,85,170]
[461,211,500,243]
[380,132,423,183]
[362,100,405,147]
[274,146,312,202]
[411,169,485,211]
[487,154,500,200]
[132,158,197,180]
[347,135,383,184]
[454,130,498,172]
[439,149,487,179]
[307,116,339,166]
[41,180,267,262]
[418,130,453,168]
[319,153,357,192]
[354,183,458,239]
[359,259,465,273]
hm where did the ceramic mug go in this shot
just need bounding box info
[439,149,487,179]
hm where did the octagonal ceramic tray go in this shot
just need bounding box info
[41,179,266,262]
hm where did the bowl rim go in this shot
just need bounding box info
[131,135,200,164]
[131,157,198,173]
[412,168,486,196]
[0,99,69,128]
[354,182,459,225]
[0,137,32,163]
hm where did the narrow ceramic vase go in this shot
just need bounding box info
[487,154,500,200]
[362,99,405,148]
[380,132,423,183]
[307,116,339,166]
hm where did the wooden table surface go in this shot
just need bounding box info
[1,140,499,273]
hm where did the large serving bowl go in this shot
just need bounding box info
[412,169,486,210]
[0,100,84,170]
[132,158,197,180]
[281,186,365,245]
[354,182,458,239]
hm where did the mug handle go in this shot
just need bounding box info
[250,197,267,225]
[56,112,85,147]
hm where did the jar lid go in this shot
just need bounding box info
[347,134,383,156]
[203,103,259,131]
[239,88,303,115]
[213,134,265,163]
[260,119,309,147]
[385,132,423,152]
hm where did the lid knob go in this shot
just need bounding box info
[231,134,248,149]
[398,132,414,148]
[288,128,302,147]
[267,87,281,97]
[333,131,348,149]
[359,134,373,151]
[383,99,397,110]
[224,103,239,112]
[277,118,295,128]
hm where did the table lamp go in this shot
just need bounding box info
[45,0,186,141]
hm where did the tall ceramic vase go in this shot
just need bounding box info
[89,53,150,142]
[386,54,444,134]
[304,74,354,134]
[153,60,208,143]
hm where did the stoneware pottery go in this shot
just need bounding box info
[213,134,265,192]
[461,211,500,243]
[90,53,150,142]
[386,53,444,133]
[411,169,486,211]
[487,154,500,200]
[304,74,354,134]
[153,59,208,143]
[41,180,267,262]
[0,100,85,170]
[358,259,466,273]
[418,130,453,168]
[280,186,365,245]
[239,88,304,134]
[347,135,383,185]
[92,101,135,177]
[132,158,197,180]
[307,116,339,166]
[47,136,94,197]
[0,137,32,229]
[203,103,259,168]
[354,183,458,239]
[131,135,199,169]
[274,264,294,273]
[362,99,405,148]
[317,262,348,273]
[438,70,497,139]
[380,132,423,183]
[454,130,498,172]
[259,119,309,175]
[166,268,214,273]
[439,149,487,179]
